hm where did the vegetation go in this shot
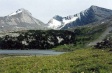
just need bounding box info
[94,34,112,51]
[0,48,112,73]
[52,44,87,52]
[0,23,111,73]
[0,23,106,51]
[0,30,76,50]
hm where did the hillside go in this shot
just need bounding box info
[87,16,112,46]
[0,22,107,50]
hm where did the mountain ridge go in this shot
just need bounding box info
[0,8,46,32]
[47,5,112,30]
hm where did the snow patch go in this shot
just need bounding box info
[8,9,23,16]
[48,16,78,29]
[63,16,78,24]
[101,22,104,24]
[57,36,63,43]
[77,14,81,20]
[48,19,62,29]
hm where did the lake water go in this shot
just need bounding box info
[0,50,65,55]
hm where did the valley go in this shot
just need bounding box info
[0,5,112,73]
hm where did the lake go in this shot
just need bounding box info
[0,50,65,55]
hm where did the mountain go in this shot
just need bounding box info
[0,8,46,32]
[47,5,112,30]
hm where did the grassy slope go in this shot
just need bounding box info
[52,24,107,52]
[0,49,112,73]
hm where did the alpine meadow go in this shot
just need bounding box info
[0,1,112,73]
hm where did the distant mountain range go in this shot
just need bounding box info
[0,8,46,32]
[0,5,112,32]
[47,5,112,29]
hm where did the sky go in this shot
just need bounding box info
[0,0,112,23]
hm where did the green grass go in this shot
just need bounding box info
[0,48,112,73]
[52,44,76,52]
[52,44,87,52]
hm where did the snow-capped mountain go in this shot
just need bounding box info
[0,8,46,32]
[47,5,112,30]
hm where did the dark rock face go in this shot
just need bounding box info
[53,15,63,21]
[62,5,112,29]
[48,5,112,30]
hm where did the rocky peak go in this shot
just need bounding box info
[8,8,32,17]
[89,5,112,13]
[53,15,63,21]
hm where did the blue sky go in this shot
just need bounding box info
[0,0,112,23]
